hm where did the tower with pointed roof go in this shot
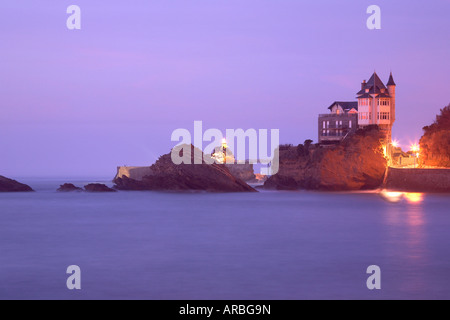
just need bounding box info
[356,71,396,143]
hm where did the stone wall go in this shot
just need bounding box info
[385,167,450,192]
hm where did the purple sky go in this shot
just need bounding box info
[1,0,449,178]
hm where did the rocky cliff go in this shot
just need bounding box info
[114,145,256,192]
[0,176,33,192]
[264,126,387,191]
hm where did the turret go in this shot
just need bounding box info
[386,72,396,124]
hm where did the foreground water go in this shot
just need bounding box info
[0,178,449,300]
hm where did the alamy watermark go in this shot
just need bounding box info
[171,121,280,175]
[67,5,81,30]
[366,265,381,290]
[66,265,81,290]
[66,5,380,31]
[367,5,381,30]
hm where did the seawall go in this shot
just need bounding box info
[115,166,153,181]
[385,167,450,193]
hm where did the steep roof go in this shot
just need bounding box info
[328,101,358,111]
[387,72,396,86]
[357,93,372,99]
[366,72,386,90]
[356,72,391,97]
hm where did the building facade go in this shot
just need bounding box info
[318,102,358,144]
[357,72,396,143]
[318,72,396,145]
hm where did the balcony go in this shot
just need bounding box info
[318,113,354,118]
[320,130,349,137]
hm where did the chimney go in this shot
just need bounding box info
[361,80,366,90]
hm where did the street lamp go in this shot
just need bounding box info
[387,140,399,167]
[392,140,399,148]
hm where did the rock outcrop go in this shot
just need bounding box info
[264,126,387,191]
[84,184,117,192]
[57,183,83,192]
[226,163,255,182]
[114,145,256,192]
[0,176,33,192]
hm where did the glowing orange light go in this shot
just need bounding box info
[211,138,233,164]
[404,193,424,204]
[410,143,419,153]
[380,190,403,203]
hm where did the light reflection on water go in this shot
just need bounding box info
[382,191,427,294]
[404,193,424,204]
[379,190,425,205]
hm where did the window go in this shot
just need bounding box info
[359,112,371,120]
[349,120,352,128]
[377,112,390,120]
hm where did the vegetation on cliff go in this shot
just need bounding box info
[420,104,450,167]
[264,126,387,191]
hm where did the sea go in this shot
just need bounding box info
[1,178,449,300]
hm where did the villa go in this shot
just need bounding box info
[318,72,396,145]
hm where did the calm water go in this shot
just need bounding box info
[1,178,450,300]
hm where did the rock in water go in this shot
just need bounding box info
[114,145,256,192]
[264,126,387,191]
[57,183,83,192]
[84,184,117,192]
[0,176,34,192]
